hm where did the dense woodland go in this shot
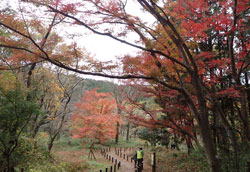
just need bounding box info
[0,0,249,172]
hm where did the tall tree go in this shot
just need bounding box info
[71,89,120,159]
[0,0,249,171]
[0,72,40,171]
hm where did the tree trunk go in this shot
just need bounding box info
[198,111,221,172]
[126,122,130,142]
[48,136,56,152]
[239,90,250,142]
[191,73,221,172]
[88,143,96,160]
[216,103,240,171]
[32,125,39,138]
[5,153,14,172]
[115,122,120,144]
[173,134,180,150]
[186,137,194,155]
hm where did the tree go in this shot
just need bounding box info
[28,67,65,138]
[111,84,138,143]
[46,68,83,152]
[119,85,199,153]
[0,0,249,171]
[138,127,170,147]
[0,73,40,171]
[71,89,120,159]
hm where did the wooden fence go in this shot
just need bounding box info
[100,147,121,172]
[99,147,135,172]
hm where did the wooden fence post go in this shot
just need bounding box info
[151,152,156,172]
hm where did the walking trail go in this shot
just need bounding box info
[101,148,151,172]
[109,150,134,172]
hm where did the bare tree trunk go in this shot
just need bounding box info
[185,136,194,155]
[32,125,39,138]
[126,122,130,142]
[4,153,14,172]
[115,122,120,144]
[198,114,220,172]
[48,114,67,152]
[48,135,57,152]
[215,103,240,171]
[193,74,221,172]
[239,91,250,142]
[88,143,96,160]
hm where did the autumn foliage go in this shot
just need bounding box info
[71,89,120,144]
[0,0,250,171]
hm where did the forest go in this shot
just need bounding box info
[0,0,249,172]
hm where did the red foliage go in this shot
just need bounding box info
[60,3,77,13]
[71,89,120,143]
[216,87,240,98]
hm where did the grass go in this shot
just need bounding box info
[52,136,114,172]
[143,146,209,172]
[40,134,212,172]
[105,137,144,148]
[53,136,83,151]
[53,135,143,151]
[86,160,111,172]
[31,135,211,172]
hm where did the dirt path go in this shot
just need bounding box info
[102,148,151,172]
[54,146,151,172]
[108,151,135,172]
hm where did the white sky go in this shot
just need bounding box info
[57,0,154,62]
[79,34,139,62]
[1,0,155,81]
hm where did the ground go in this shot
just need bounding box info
[53,143,151,171]
[52,137,209,172]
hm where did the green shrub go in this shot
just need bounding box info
[145,146,209,172]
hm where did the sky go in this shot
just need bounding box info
[56,0,154,62]
[1,0,140,62]
[1,0,154,81]
[63,27,139,62]
[51,0,154,81]
[74,0,154,81]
